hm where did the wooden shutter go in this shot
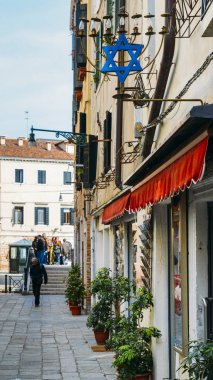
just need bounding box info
[83,135,98,189]
[61,208,64,225]
[45,208,49,225]
[15,169,18,182]
[107,0,113,14]
[76,112,86,173]
[20,169,23,183]
[71,208,75,225]
[90,135,98,186]
[104,111,112,174]
[35,208,38,225]
[22,207,24,224]
[83,142,90,189]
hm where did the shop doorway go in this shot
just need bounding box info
[207,202,213,340]
[168,194,188,378]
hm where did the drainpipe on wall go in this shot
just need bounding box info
[115,0,126,190]
[142,0,176,158]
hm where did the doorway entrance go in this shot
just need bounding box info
[207,202,213,340]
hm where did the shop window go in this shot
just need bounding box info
[35,207,49,225]
[138,210,152,291]
[38,170,46,184]
[169,193,188,355]
[114,224,124,275]
[14,206,24,224]
[15,169,23,183]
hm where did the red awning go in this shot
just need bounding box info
[102,192,130,224]
[129,137,208,213]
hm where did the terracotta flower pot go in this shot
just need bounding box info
[93,329,109,345]
[134,374,151,380]
[69,305,81,315]
[68,301,75,307]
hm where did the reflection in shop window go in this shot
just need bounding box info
[172,201,183,349]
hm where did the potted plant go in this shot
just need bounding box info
[108,287,161,380]
[178,340,213,379]
[87,300,112,344]
[87,267,133,345]
[65,264,85,315]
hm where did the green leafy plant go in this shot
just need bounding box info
[108,287,161,380]
[65,264,85,305]
[179,340,213,379]
[87,267,133,333]
[86,300,112,331]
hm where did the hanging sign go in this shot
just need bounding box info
[101,33,144,83]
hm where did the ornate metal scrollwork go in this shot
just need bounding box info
[94,168,115,189]
[30,127,87,145]
[55,131,87,145]
[118,141,142,164]
[174,0,212,38]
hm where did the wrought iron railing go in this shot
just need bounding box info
[175,0,212,37]
[5,274,23,293]
[201,0,212,17]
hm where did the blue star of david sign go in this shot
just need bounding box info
[101,33,144,84]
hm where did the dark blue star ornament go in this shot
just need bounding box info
[101,33,144,84]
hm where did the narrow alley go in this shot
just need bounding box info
[0,294,116,380]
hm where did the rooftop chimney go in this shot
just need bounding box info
[46,141,51,151]
[0,136,6,145]
[18,137,24,146]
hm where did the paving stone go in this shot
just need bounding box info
[0,294,116,379]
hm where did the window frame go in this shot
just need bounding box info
[169,193,188,357]
[35,207,49,225]
[15,169,23,183]
[63,171,72,185]
[61,208,74,225]
[14,206,24,225]
[38,170,46,184]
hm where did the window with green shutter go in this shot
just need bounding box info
[38,170,46,184]
[15,169,23,183]
[35,207,49,225]
[64,171,72,185]
[14,206,24,224]
[61,208,74,225]
[103,111,112,174]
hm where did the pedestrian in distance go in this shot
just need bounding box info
[61,238,72,264]
[30,257,48,307]
[36,234,46,264]
[32,235,38,257]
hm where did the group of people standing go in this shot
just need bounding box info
[32,234,72,265]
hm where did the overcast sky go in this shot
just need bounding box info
[0,0,72,139]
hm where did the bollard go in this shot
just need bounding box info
[5,274,7,293]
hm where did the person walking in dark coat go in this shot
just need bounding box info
[30,257,48,307]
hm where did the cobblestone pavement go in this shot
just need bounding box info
[0,294,116,380]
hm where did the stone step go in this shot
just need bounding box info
[46,279,66,284]
[45,266,70,271]
[40,290,65,297]
[30,283,66,288]
[48,276,66,283]
[42,284,65,288]
[28,265,70,295]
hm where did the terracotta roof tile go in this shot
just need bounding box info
[0,139,74,161]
